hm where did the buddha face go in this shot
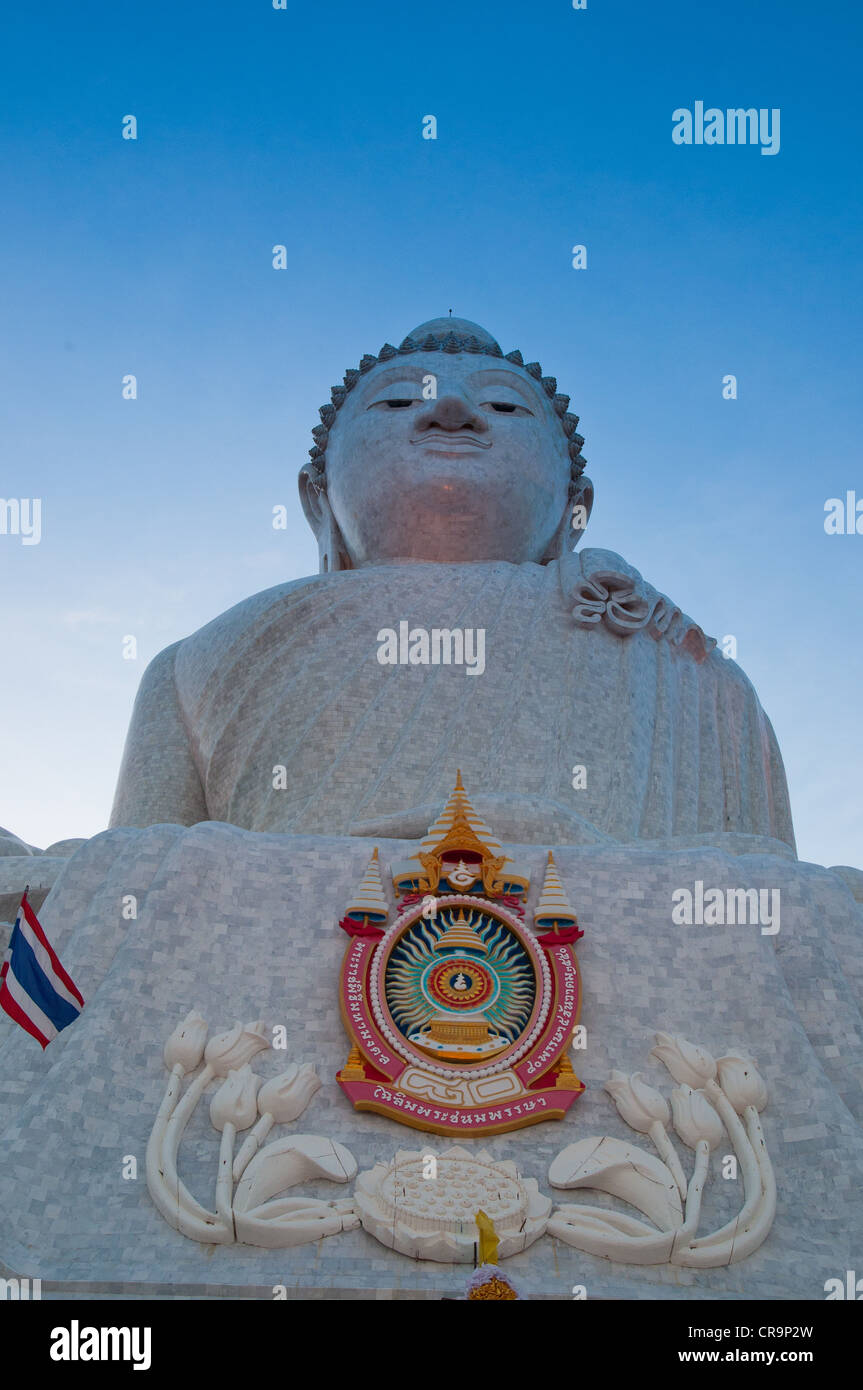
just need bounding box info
[306,350,587,568]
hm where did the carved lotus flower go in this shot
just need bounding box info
[670,1085,724,1151]
[604,1070,670,1133]
[204,1020,269,1076]
[716,1052,768,1113]
[257,1064,321,1123]
[355,1147,551,1263]
[210,1065,261,1132]
[651,1032,717,1088]
[163,1009,208,1073]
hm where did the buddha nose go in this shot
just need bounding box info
[414,391,489,433]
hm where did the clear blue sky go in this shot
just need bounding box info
[1,0,860,867]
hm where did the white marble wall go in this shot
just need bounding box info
[1,823,861,1299]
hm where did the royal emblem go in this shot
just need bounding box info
[336,773,585,1135]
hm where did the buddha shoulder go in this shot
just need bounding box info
[167,572,344,695]
[560,547,722,665]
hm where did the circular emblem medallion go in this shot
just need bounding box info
[369,895,552,1077]
[424,956,498,1010]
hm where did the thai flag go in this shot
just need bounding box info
[0,890,84,1048]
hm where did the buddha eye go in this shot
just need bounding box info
[481,401,532,416]
[368,397,418,410]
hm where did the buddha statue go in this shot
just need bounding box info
[108,316,795,855]
[5,324,863,1307]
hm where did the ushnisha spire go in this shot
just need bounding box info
[533,851,579,931]
[302,315,587,493]
[419,770,504,861]
[432,908,489,956]
[344,847,389,924]
[390,772,530,899]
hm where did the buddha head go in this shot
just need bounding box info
[298,316,594,571]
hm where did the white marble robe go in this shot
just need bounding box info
[109,551,796,854]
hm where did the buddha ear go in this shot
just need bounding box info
[541,475,594,562]
[298,468,353,573]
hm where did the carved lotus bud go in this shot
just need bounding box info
[210,1065,260,1132]
[651,1032,717,1088]
[670,1085,724,1151]
[716,1052,768,1113]
[257,1063,321,1123]
[343,368,359,389]
[377,343,397,360]
[359,354,377,373]
[541,375,557,396]
[505,349,524,365]
[318,404,336,426]
[163,1009,207,1073]
[553,393,570,416]
[205,1020,270,1076]
[525,361,543,379]
[604,1070,670,1133]
[420,334,438,351]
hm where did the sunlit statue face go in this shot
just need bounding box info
[300,321,591,569]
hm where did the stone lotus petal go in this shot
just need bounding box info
[651,1032,717,1088]
[257,1063,321,1123]
[163,1009,207,1073]
[604,1070,670,1132]
[549,1136,683,1232]
[204,1020,269,1076]
[231,1136,358,1249]
[234,1135,357,1209]
[670,1085,724,1151]
[716,1052,768,1113]
[210,1065,261,1132]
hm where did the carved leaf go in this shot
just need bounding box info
[232,1135,357,1215]
[548,1136,684,1231]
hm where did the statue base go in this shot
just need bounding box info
[1,822,861,1300]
